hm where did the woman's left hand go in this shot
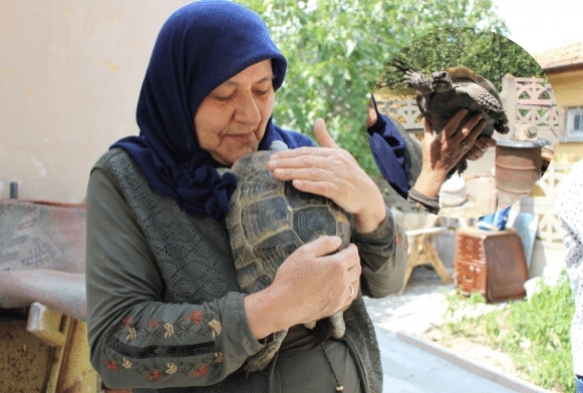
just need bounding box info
[465,135,496,161]
[267,118,386,234]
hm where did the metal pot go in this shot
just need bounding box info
[494,138,551,194]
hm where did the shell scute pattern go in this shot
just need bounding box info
[222,150,351,373]
[241,194,293,245]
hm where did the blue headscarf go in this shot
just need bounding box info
[111,0,313,220]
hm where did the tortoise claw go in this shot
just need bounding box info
[330,311,346,339]
[243,329,288,373]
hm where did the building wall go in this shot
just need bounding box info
[0,1,190,202]
[548,61,583,163]
[554,142,583,163]
[523,67,583,278]
[547,69,583,107]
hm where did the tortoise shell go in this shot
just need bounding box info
[221,150,351,372]
[406,67,509,136]
[224,150,352,294]
[405,67,510,174]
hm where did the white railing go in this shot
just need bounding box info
[376,74,565,247]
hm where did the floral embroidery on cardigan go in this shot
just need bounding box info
[146,370,161,381]
[102,309,225,382]
[163,323,174,338]
[101,351,223,383]
[118,309,221,344]
[208,319,221,339]
[123,316,132,328]
[166,362,178,375]
[185,310,203,325]
[148,318,159,328]
[189,365,209,378]
[105,360,118,372]
[126,327,138,341]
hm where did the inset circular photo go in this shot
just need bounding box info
[366,27,558,219]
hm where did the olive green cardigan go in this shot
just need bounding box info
[86,149,407,393]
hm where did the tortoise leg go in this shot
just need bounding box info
[243,329,288,373]
[329,311,346,339]
[303,320,316,329]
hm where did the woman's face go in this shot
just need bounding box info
[194,60,275,166]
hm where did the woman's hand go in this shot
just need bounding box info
[267,118,386,234]
[366,95,378,128]
[466,135,496,161]
[244,236,361,340]
[412,109,486,198]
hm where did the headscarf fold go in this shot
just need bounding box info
[111,0,313,220]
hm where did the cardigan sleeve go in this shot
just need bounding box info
[85,167,264,390]
[353,206,407,298]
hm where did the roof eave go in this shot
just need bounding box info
[543,62,583,75]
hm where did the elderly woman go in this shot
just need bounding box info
[86,1,406,392]
[86,0,492,391]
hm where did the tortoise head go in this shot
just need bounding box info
[430,70,453,92]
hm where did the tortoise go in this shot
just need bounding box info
[220,149,352,373]
[405,67,509,175]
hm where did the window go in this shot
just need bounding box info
[566,107,583,140]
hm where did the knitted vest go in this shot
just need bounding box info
[99,148,382,393]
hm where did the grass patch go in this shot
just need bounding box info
[440,271,575,392]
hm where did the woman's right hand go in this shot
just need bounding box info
[244,236,361,340]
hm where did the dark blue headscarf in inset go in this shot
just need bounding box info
[111,0,313,220]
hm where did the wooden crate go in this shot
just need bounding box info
[453,227,529,302]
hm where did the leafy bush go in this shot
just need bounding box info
[378,27,545,94]
[442,271,575,392]
[241,0,507,176]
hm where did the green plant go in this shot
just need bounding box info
[441,271,575,392]
[241,0,507,177]
[501,273,574,392]
[377,27,545,94]
[441,286,486,319]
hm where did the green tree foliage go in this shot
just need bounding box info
[378,27,545,95]
[241,0,508,175]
